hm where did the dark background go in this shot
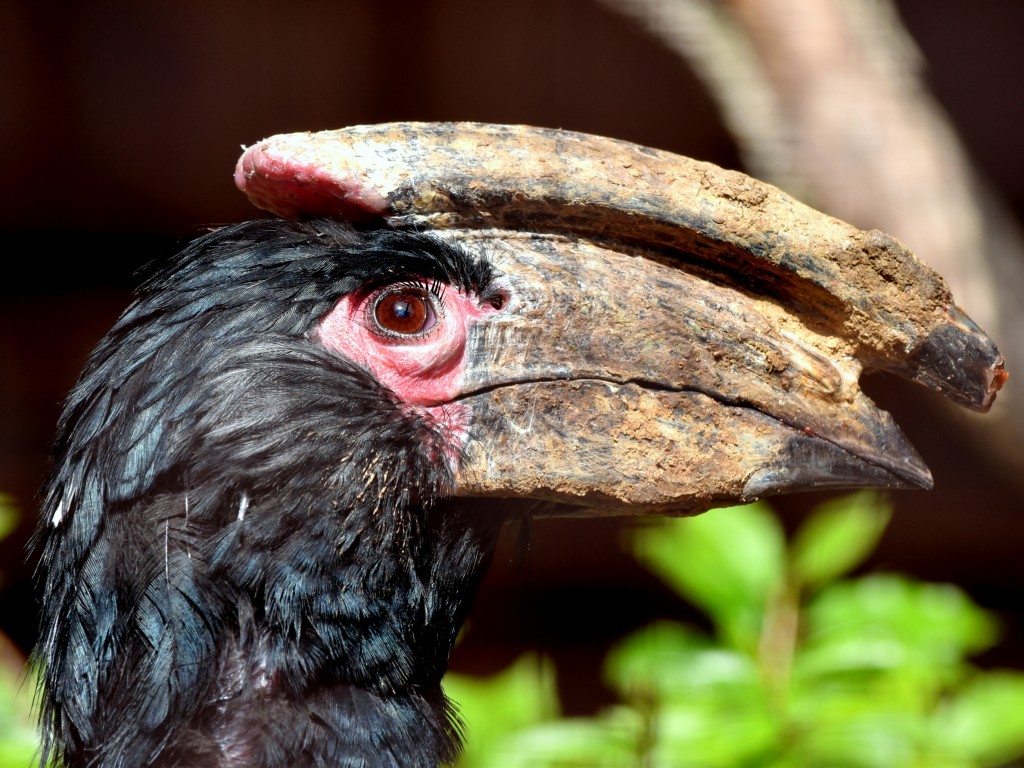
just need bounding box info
[2,0,1022,713]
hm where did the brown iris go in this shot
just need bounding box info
[371,287,436,336]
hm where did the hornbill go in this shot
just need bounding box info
[34,124,1005,767]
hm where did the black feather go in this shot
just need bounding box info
[34,220,503,767]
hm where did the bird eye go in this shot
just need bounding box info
[370,286,439,337]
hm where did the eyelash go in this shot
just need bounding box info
[396,278,447,310]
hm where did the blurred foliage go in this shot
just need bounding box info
[0,496,20,595]
[0,495,39,768]
[447,493,1024,768]
[0,666,37,768]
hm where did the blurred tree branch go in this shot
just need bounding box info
[601,0,1024,476]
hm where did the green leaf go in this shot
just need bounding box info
[790,492,890,589]
[789,706,933,768]
[651,698,778,768]
[0,495,18,544]
[937,671,1024,764]
[606,621,757,701]
[799,575,997,702]
[467,708,642,768]
[445,654,560,768]
[0,657,41,768]
[629,503,785,650]
[607,623,780,766]
[806,575,997,662]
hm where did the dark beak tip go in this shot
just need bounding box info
[904,305,1008,412]
[741,434,934,500]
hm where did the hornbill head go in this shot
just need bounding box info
[35,123,1005,767]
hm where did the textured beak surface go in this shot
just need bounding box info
[442,230,931,514]
[236,122,1006,516]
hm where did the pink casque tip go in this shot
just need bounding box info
[235,134,391,221]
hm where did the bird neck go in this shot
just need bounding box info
[166,499,504,767]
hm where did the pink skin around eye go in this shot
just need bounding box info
[315,283,500,466]
[316,283,487,406]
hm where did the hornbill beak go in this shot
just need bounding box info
[236,123,1006,516]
